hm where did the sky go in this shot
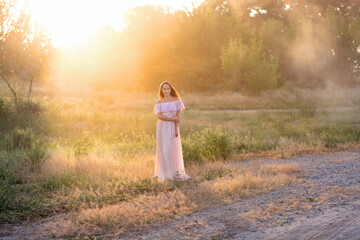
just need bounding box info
[26,0,205,48]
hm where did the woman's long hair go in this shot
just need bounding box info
[158,81,180,99]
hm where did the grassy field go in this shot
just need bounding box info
[0,85,359,237]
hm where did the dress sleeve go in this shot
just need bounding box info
[177,100,185,111]
[154,104,161,114]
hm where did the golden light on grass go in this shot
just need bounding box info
[77,189,196,235]
[202,163,301,198]
[31,160,301,238]
[37,151,155,181]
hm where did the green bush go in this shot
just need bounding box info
[0,148,48,182]
[0,127,48,178]
[0,151,31,183]
[16,101,43,115]
[3,127,37,150]
[0,98,10,119]
[26,145,48,167]
[182,127,234,164]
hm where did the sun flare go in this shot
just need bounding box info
[26,0,204,48]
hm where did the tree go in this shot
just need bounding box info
[0,0,51,107]
[221,36,279,95]
[0,0,19,106]
[23,23,52,101]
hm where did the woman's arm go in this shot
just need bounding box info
[174,110,181,137]
[157,112,179,122]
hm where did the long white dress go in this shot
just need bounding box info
[153,99,190,181]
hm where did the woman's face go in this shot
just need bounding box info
[162,84,171,97]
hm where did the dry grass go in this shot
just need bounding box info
[186,160,233,179]
[36,152,154,181]
[65,190,196,237]
[229,143,360,162]
[28,160,302,238]
[202,163,301,198]
[1,85,359,231]
[241,185,360,227]
[206,172,295,197]
[28,141,359,186]
[9,189,195,239]
[331,156,360,163]
[34,143,358,184]
[0,160,302,239]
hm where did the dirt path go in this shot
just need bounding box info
[121,150,360,240]
[1,150,360,239]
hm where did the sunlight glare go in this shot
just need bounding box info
[27,0,204,48]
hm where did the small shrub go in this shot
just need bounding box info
[0,98,10,119]
[0,151,32,183]
[181,137,202,163]
[3,127,36,150]
[73,132,94,157]
[26,145,48,168]
[0,182,17,212]
[182,127,234,164]
[1,127,48,175]
[16,101,43,115]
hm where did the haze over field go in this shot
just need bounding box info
[0,1,360,239]
[1,0,358,97]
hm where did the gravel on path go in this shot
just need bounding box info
[122,150,360,240]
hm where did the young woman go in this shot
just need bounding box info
[153,81,190,181]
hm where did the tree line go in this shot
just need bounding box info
[84,0,360,94]
[0,0,359,101]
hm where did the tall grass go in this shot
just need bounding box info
[0,88,359,226]
[1,161,300,238]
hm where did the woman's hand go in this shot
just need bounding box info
[174,109,180,137]
[173,116,180,122]
[157,113,180,122]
